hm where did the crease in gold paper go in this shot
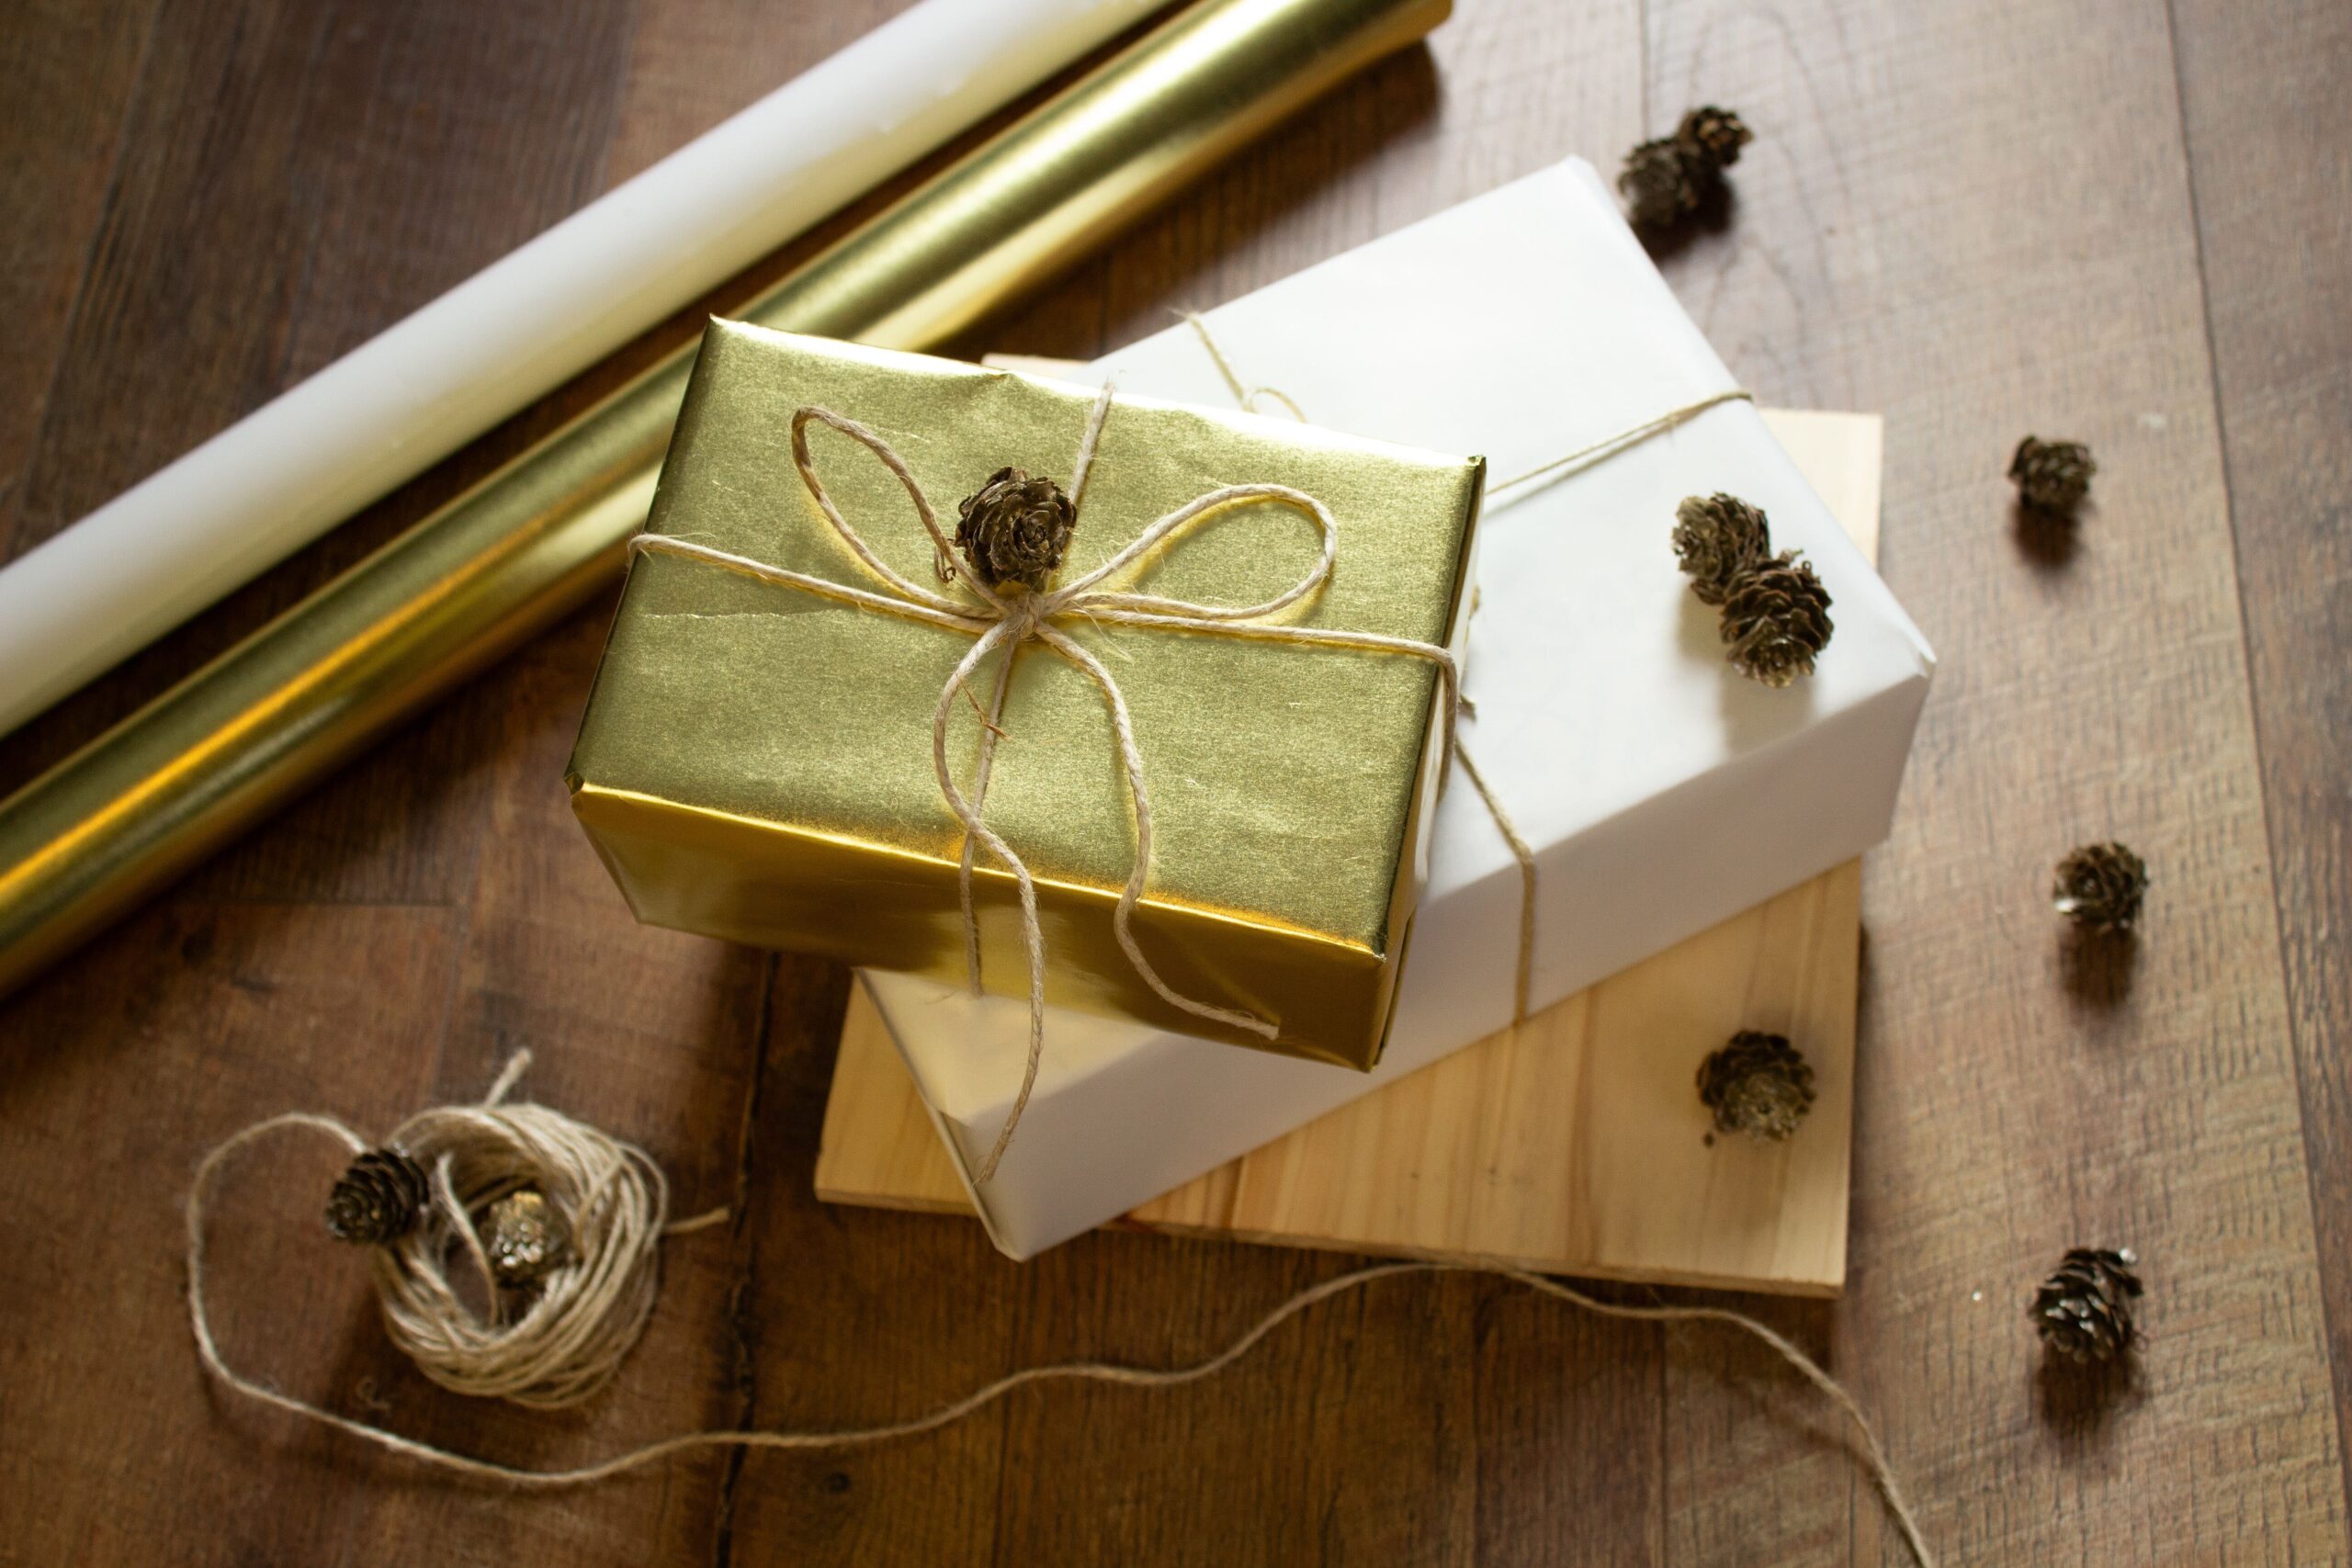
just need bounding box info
[570,322,1481,1066]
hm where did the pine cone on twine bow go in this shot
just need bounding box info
[1720,551,1834,687]
[2031,1247,2143,1365]
[482,1188,571,1287]
[955,467,1076,592]
[2052,840,2148,931]
[1696,1030,1817,1141]
[2008,435,2096,515]
[324,1146,430,1245]
[1673,492,1773,606]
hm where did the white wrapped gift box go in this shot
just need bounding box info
[860,157,1934,1259]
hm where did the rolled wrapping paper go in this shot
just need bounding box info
[0,0,1179,739]
[0,0,1451,1001]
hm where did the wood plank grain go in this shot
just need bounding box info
[2172,0,2352,1523]
[1642,0,2346,1561]
[0,627,767,1568]
[814,408,1881,1298]
[0,634,769,1565]
[0,899,461,1561]
[0,0,160,547]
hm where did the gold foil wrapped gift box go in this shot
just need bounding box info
[568,323,1483,1068]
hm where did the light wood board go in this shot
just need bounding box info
[815,407,1883,1296]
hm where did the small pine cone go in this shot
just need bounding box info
[1719,551,1834,687]
[1696,1030,1817,1140]
[325,1146,430,1245]
[2030,1247,2143,1364]
[2053,841,2148,931]
[2008,435,2096,514]
[482,1188,571,1286]
[1675,105,1753,171]
[1673,492,1773,606]
[955,466,1076,592]
[1619,135,1699,230]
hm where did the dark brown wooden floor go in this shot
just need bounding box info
[3,0,2347,1562]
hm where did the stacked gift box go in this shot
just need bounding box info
[570,157,1934,1265]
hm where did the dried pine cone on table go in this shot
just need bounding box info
[2031,1247,2143,1364]
[1696,1030,1816,1140]
[955,466,1076,592]
[324,1146,430,1245]
[2008,435,2096,514]
[1618,107,1754,231]
[2052,841,2148,931]
[1673,492,1773,605]
[1619,136,1700,230]
[1675,105,1753,170]
[1719,551,1834,686]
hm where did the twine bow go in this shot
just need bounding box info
[629,383,1459,1180]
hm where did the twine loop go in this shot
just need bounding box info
[366,1054,721,1406]
[631,384,1462,1179]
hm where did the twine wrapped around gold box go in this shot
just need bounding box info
[568,324,1483,1074]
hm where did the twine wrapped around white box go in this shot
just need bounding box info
[864,158,1936,1259]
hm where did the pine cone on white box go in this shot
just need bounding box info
[1673,492,1772,606]
[1720,552,1834,687]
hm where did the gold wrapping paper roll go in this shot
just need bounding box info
[0,0,1450,1000]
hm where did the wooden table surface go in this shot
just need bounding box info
[3,0,2346,1562]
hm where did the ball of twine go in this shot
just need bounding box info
[196,1052,725,1413]
[368,1054,715,1407]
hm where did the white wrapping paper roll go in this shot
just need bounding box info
[0,0,1168,737]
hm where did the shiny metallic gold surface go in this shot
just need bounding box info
[570,325,1481,1066]
[0,0,1451,1000]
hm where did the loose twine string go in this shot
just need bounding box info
[630,385,1460,1181]
[185,1055,1931,1564]
[1180,310,1754,1024]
